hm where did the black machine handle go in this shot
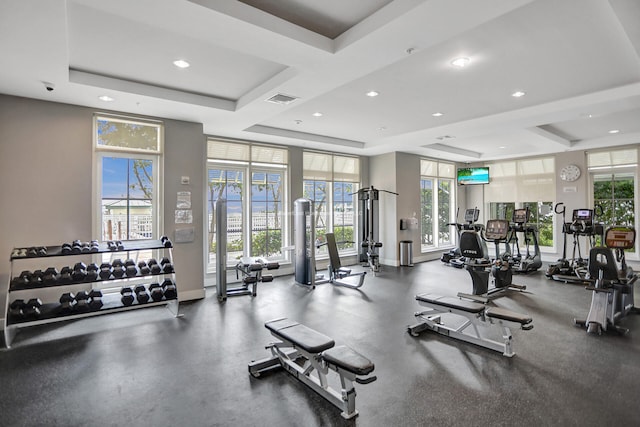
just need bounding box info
[554,202,565,215]
[356,375,377,385]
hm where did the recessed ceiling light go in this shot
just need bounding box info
[499,146,506,149]
[295,120,303,125]
[366,91,379,97]
[173,59,190,68]
[609,129,620,134]
[432,112,443,117]
[98,95,114,102]
[450,57,470,68]
[312,112,323,117]
[511,91,526,97]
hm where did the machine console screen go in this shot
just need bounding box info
[605,227,636,250]
[464,208,479,223]
[573,209,593,222]
[513,209,528,224]
[485,219,509,240]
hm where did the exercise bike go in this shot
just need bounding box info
[574,226,638,335]
[441,207,482,269]
[457,219,527,304]
[505,207,542,273]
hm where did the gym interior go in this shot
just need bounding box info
[2,1,640,426]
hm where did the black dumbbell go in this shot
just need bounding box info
[134,285,150,304]
[75,291,90,312]
[59,266,73,284]
[27,247,38,257]
[148,259,162,275]
[81,242,91,253]
[107,241,117,251]
[23,298,43,317]
[59,292,76,314]
[43,267,59,285]
[138,261,150,275]
[30,269,43,286]
[120,287,134,306]
[14,270,32,286]
[161,236,172,248]
[116,241,125,251]
[61,243,72,254]
[112,259,125,278]
[99,263,113,280]
[86,263,99,281]
[37,247,47,256]
[90,240,100,252]
[160,257,174,273]
[88,289,103,310]
[72,240,82,254]
[72,262,88,282]
[162,279,177,300]
[124,259,138,277]
[149,283,164,302]
[9,299,26,317]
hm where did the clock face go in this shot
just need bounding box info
[560,164,581,182]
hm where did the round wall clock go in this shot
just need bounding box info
[559,164,581,182]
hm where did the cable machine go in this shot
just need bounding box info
[355,186,398,274]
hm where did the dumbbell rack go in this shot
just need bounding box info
[4,239,180,348]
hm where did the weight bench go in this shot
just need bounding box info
[408,293,533,357]
[248,318,376,419]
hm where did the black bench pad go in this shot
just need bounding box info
[416,294,485,314]
[265,318,335,353]
[323,345,375,376]
[485,307,532,325]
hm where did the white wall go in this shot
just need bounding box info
[370,153,398,265]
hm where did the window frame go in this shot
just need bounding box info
[420,159,455,252]
[92,114,164,242]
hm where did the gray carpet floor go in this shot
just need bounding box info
[1,260,639,426]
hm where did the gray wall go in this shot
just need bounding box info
[0,95,205,328]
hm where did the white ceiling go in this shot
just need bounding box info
[1,0,640,162]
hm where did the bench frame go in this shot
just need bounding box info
[408,294,532,357]
[248,318,375,419]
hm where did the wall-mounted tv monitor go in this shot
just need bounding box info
[457,167,490,185]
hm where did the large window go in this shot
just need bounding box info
[207,140,287,271]
[485,157,555,248]
[589,148,637,236]
[93,115,162,241]
[420,159,455,250]
[303,152,359,255]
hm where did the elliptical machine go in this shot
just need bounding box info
[457,219,527,303]
[442,207,482,269]
[574,226,637,335]
[549,206,604,284]
[545,203,571,278]
[506,207,542,273]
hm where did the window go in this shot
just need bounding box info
[207,140,287,271]
[420,159,455,250]
[485,157,555,249]
[303,152,359,255]
[589,148,637,253]
[93,115,162,241]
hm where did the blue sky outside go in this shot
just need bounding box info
[102,157,152,200]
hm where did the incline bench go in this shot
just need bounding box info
[407,293,533,357]
[248,318,376,419]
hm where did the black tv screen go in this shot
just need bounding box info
[457,167,489,185]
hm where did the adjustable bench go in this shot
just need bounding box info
[408,293,533,357]
[248,318,376,419]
